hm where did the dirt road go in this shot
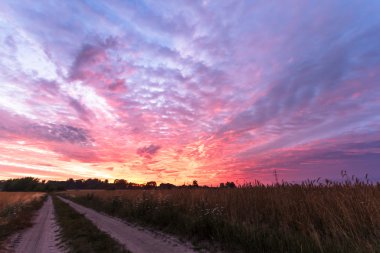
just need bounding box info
[5,196,63,253]
[59,197,198,253]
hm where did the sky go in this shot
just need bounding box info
[0,0,380,185]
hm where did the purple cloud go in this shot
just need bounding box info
[137,144,161,158]
[0,0,380,183]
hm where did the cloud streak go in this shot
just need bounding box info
[137,144,161,159]
[0,0,380,184]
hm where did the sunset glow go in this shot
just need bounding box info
[1,0,380,184]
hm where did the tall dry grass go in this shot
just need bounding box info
[64,182,380,253]
[0,192,46,245]
[0,192,45,212]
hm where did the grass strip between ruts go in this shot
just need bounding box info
[52,196,129,253]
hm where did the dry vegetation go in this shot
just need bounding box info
[0,192,45,212]
[63,181,380,253]
[0,192,46,246]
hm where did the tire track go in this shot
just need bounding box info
[59,197,197,253]
[6,196,63,253]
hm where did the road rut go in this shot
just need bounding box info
[6,196,63,253]
[59,197,197,253]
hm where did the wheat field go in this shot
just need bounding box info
[0,192,45,212]
[63,182,380,253]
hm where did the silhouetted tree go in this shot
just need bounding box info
[0,180,5,190]
[219,182,236,188]
[145,181,157,188]
[159,183,175,189]
[114,179,127,189]
[3,177,41,191]
[75,179,85,189]
[226,181,236,188]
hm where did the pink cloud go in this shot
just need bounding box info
[0,0,380,184]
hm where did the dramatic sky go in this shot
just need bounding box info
[0,0,380,184]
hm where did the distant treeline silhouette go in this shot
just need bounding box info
[0,177,236,192]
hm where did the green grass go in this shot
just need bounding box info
[52,196,129,253]
[63,181,380,253]
[0,196,46,248]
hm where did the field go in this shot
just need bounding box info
[1,183,379,253]
[0,192,45,212]
[62,182,380,253]
[0,192,46,245]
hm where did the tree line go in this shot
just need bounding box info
[0,177,236,192]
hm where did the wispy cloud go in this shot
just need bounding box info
[0,0,380,183]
